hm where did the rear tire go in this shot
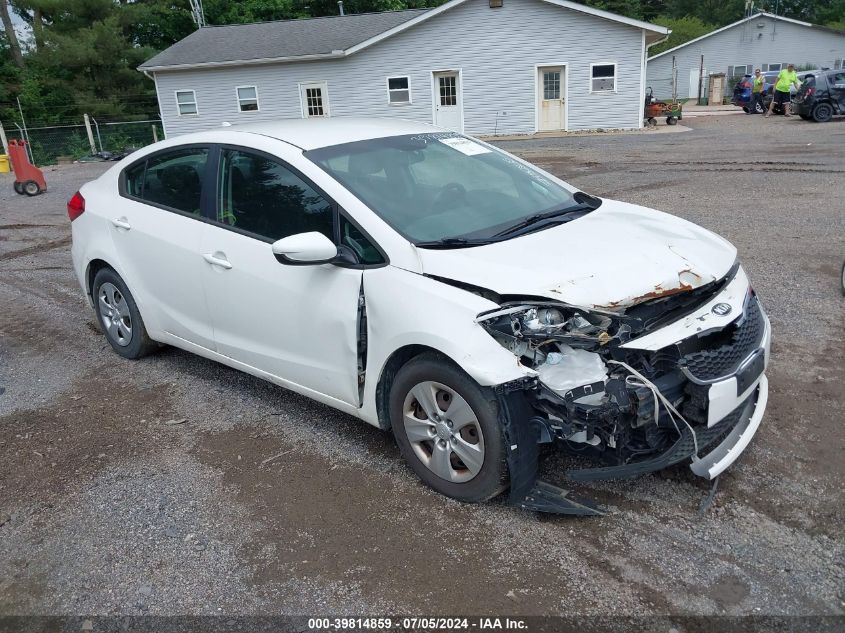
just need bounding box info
[389,353,508,503]
[13,181,24,195]
[22,180,41,196]
[92,267,157,359]
[666,116,678,125]
[812,102,833,122]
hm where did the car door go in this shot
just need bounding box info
[114,146,215,349]
[199,145,364,406]
[828,71,845,111]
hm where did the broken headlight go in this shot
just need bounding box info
[477,303,632,364]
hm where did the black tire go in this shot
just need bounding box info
[13,181,24,195]
[799,113,811,120]
[647,117,657,127]
[92,267,157,359]
[22,180,41,196]
[742,106,750,113]
[389,353,508,503]
[666,116,678,125]
[812,102,833,122]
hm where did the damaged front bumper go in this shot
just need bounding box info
[492,268,772,515]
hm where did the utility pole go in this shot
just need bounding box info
[189,0,206,27]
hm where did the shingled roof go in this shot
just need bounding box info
[139,9,431,71]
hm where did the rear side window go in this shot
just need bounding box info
[124,147,209,215]
[215,149,333,242]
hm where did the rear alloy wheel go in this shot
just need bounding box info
[755,102,765,114]
[390,354,507,503]
[22,180,41,196]
[812,102,833,122]
[93,268,157,359]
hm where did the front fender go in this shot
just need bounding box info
[358,266,532,426]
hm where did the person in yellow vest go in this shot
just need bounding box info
[750,69,765,114]
[766,63,801,117]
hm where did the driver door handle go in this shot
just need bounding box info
[111,217,131,230]
[203,252,232,269]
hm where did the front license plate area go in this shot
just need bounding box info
[736,349,764,396]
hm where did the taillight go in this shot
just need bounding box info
[67,191,85,222]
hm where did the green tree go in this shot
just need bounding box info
[649,15,717,55]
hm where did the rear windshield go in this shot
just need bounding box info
[305,133,575,242]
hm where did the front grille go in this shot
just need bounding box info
[681,295,764,382]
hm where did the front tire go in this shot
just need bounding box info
[389,353,508,503]
[812,102,833,122]
[92,267,157,359]
[13,181,24,195]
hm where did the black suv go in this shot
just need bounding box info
[795,70,845,121]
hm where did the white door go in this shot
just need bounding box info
[199,147,362,406]
[689,68,700,99]
[112,146,215,350]
[538,67,565,131]
[433,72,462,131]
[300,81,329,118]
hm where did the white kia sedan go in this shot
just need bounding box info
[69,118,770,514]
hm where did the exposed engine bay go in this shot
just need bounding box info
[474,263,769,512]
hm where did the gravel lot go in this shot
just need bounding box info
[1,114,843,619]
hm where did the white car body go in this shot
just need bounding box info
[70,118,770,509]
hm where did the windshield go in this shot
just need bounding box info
[305,133,576,242]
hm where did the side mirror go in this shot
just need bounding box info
[271,232,338,265]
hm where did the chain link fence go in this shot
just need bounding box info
[1,117,164,166]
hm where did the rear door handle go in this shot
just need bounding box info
[203,252,232,269]
[111,217,131,230]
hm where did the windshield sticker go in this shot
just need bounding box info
[439,137,492,156]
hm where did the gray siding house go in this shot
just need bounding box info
[140,0,668,137]
[647,13,845,100]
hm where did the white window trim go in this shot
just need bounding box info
[731,63,753,76]
[386,75,412,105]
[235,85,260,112]
[589,62,617,94]
[175,89,198,116]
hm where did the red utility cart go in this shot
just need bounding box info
[8,139,47,196]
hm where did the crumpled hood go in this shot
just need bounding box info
[416,199,737,311]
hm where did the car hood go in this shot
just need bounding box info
[415,199,737,311]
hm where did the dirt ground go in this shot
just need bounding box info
[0,113,843,619]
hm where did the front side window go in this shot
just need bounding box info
[124,147,208,214]
[387,77,411,104]
[216,149,333,242]
[237,86,259,112]
[176,90,198,115]
[590,64,616,92]
[306,133,575,243]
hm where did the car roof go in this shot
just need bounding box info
[211,117,441,150]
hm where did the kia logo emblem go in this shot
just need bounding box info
[711,302,732,316]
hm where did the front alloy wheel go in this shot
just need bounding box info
[390,353,508,503]
[403,381,485,483]
[98,282,133,347]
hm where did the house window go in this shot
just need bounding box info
[729,64,753,77]
[762,63,784,72]
[387,76,411,104]
[236,86,259,112]
[175,90,198,116]
[590,64,616,92]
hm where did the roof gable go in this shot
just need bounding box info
[141,0,669,72]
[648,12,844,61]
